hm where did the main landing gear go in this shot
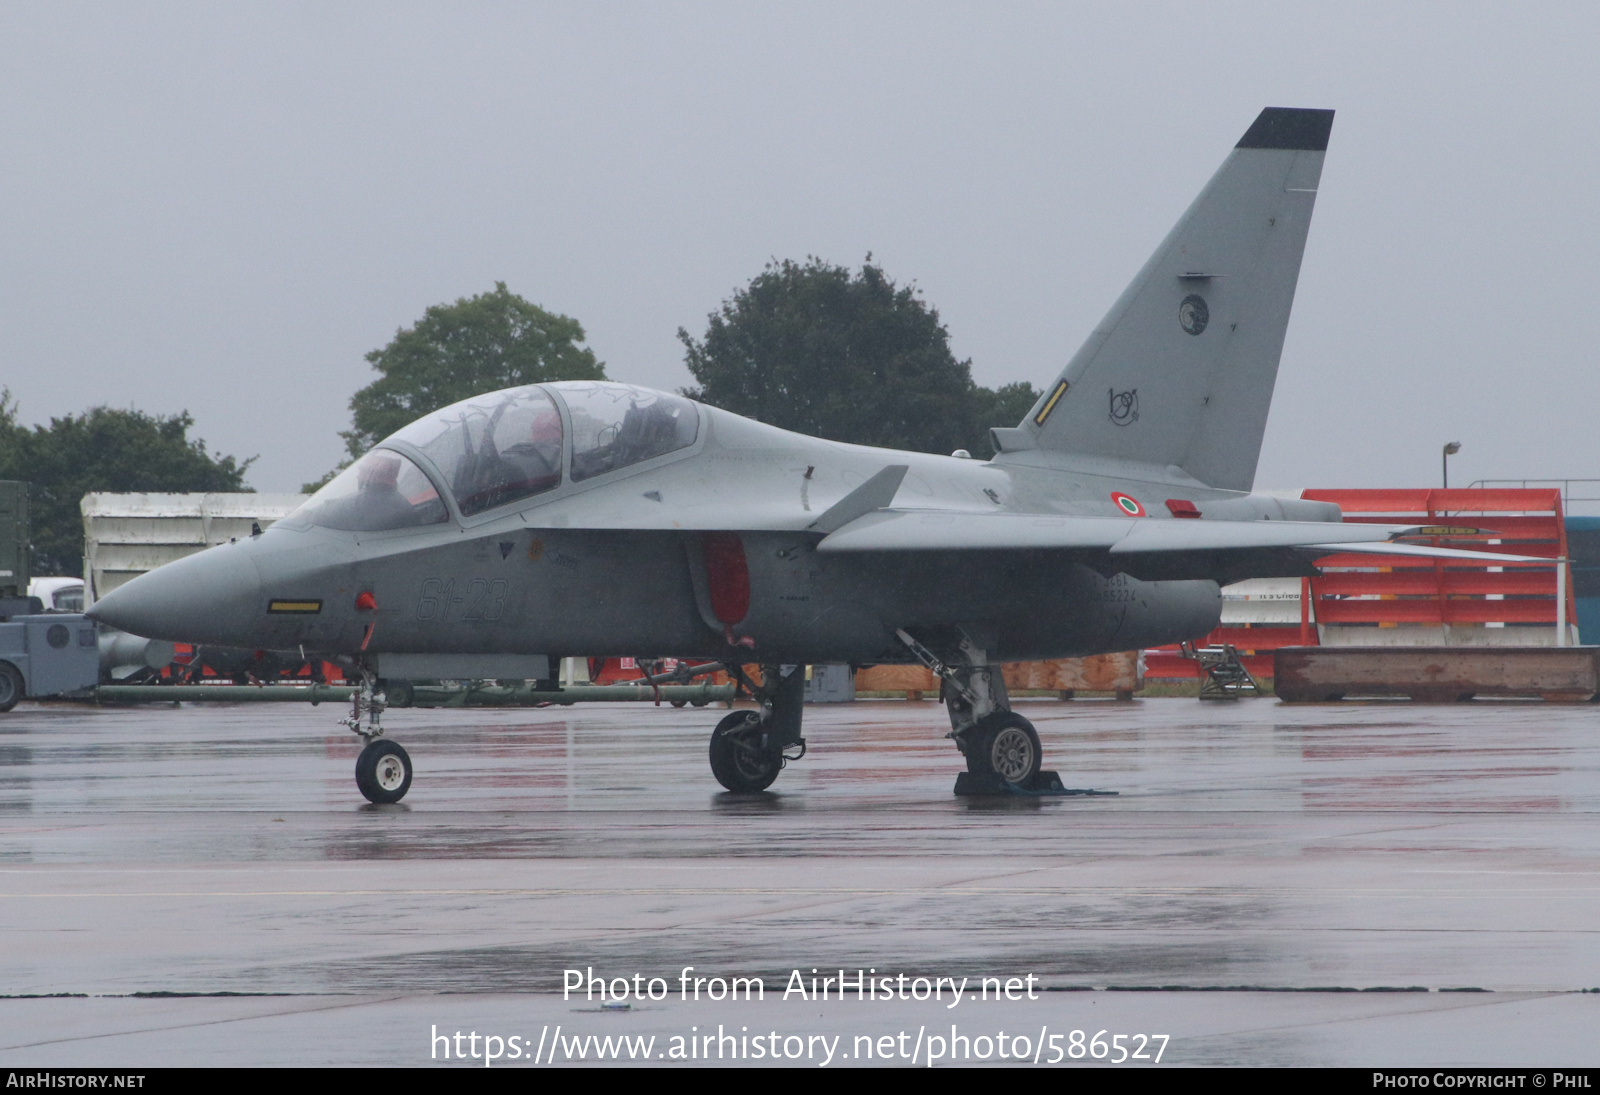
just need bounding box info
[896,629,1063,795]
[707,663,806,793]
[344,672,414,804]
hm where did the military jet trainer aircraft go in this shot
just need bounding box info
[89,107,1534,804]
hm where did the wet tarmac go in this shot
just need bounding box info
[1,695,1597,1066]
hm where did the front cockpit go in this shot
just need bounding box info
[282,381,701,533]
[287,449,449,532]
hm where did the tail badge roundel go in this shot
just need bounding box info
[1111,492,1146,517]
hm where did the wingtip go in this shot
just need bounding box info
[1236,107,1335,151]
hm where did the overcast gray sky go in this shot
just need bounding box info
[2,2,1596,496]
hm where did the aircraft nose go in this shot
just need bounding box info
[87,543,264,644]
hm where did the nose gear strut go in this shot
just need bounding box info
[341,665,415,805]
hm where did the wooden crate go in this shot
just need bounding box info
[1274,645,1599,702]
[855,652,1140,700]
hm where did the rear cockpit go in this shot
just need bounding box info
[281,381,700,533]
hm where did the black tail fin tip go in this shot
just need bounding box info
[1235,107,1335,151]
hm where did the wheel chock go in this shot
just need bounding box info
[952,770,1119,797]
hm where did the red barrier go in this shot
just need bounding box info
[1145,488,1574,679]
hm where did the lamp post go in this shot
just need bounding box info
[1442,441,1461,488]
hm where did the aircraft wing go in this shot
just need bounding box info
[813,509,1134,552]
[815,510,1547,564]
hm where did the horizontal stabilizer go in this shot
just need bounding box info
[1107,518,1394,554]
[1298,540,1548,564]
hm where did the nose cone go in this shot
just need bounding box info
[87,543,264,644]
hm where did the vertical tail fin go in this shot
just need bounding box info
[1006,107,1333,491]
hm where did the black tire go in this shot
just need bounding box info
[966,712,1042,786]
[382,679,415,708]
[708,710,781,792]
[355,739,413,804]
[0,662,22,713]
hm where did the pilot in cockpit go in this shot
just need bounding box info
[517,405,564,485]
[352,452,418,529]
[451,393,566,515]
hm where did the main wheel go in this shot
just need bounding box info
[966,712,1042,786]
[708,711,782,792]
[0,662,22,713]
[355,739,413,804]
[381,679,415,708]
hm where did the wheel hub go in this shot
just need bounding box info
[725,729,776,780]
[990,726,1035,782]
[375,754,407,791]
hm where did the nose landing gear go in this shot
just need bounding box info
[344,672,413,804]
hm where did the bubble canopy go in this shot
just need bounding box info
[286,383,699,531]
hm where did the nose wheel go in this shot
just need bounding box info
[356,738,413,804]
[343,671,413,803]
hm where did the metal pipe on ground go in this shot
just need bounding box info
[87,682,736,707]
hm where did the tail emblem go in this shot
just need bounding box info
[1179,294,1210,336]
[1109,388,1139,426]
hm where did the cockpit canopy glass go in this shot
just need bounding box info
[557,381,699,481]
[290,450,448,532]
[389,386,565,517]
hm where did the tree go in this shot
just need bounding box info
[972,381,1042,447]
[0,393,253,576]
[338,282,606,463]
[679,258,1035,457]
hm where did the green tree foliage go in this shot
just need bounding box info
[0,392,253,576]
[339,282,606,463]
[972,381,1043,444]
[679,258,1036,457]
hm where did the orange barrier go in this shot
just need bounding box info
[1303,488,1573,629]
[1145,488,1575,678]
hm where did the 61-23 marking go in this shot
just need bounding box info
[416,577,508,622]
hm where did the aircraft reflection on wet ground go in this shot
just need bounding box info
[0,696,1597,1066]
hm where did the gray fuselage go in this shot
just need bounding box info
[90,394,1266,665]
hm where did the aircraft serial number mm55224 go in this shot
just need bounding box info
[86,107,1536,804]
